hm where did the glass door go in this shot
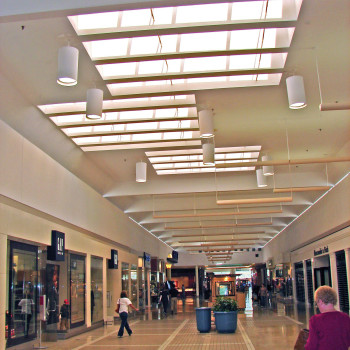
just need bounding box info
[7,241,38,347]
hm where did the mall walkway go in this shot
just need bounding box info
[40,298,310,350]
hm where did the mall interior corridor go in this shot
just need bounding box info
[36,296,311,350]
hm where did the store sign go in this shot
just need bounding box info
[47,230,65,261]
[144,252,151,268]
[314,246,329,256]
[108,249,118,269]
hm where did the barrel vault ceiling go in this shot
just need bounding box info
[0,0,349,264]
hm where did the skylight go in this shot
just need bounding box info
[37,95,201,151]
[146,146,261,175]
[68,0,302,96]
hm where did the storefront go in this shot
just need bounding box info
[291,226,350,313]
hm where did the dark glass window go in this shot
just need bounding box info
[7,241,38,347]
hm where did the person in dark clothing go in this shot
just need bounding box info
[60,299,70,331]
[170,285,179,314]
[159,284,169,316]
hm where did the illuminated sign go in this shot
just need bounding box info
[47,230,65,261]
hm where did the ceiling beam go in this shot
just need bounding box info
[80,20,297,41]
[217,197,293,205]
[273,186,331,193]
[153,209,282,219]
[104,68,283,84]
[171,231,266,237]
[177,238,267,243]
[216,156,350,168]
[164,221,272,230]
[94,47,289,64]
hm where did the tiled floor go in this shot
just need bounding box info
[37,295,312,350]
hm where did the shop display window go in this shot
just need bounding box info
[130,264,138,305]
[215,281,235,296]
[91,256,103,323]
[70,254,85,328]
[122,262,129,293]
[6,241,38,347]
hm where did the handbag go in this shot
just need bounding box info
[294,328,309,350]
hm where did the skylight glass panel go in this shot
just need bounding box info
[230,29,263,49]
[97,62,136,78]
[63,126,92,135]
[121,9,152,27]
[53,115,85,124]
[229,55,258,70]
[151,8,174,25]
[75,12,119,30]
[159,121,181,129]
[119,110,153,120]
[74,137,100,144]
[126,122,158,131]
[231,1,267,21]
[93,125,112,132]
[155,108,180,118]
[180,32,227,52]
[132,133,162,141]
[111,124,125,131]
[176,3,229,23]
[265,0,283,19]
[163,132,181,140]
[183,56,226,72]
[130,37,162,55]
[85,39,129,59]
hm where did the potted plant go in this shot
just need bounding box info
[213,297,238,333]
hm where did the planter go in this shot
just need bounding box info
[195,307,212,333]
[214,311,238,333]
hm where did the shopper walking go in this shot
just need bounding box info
[116,291,138,338]
[170,285,179,314]
[159,283,169,316]
[59,299,70,331]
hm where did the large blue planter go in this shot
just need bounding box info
[214,311,238,333]
[195,307,212,333]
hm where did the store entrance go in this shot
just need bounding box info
[314,267,331,289]
[313,254,331,290]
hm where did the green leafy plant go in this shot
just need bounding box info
[213,297,238,312]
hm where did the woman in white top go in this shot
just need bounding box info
[116,291,138,338]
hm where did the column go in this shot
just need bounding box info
[103,257,107,323]
[303,260,309,305]
[0,234,7,350]
[329,252,339,307]
[344,249,350,312]
[146,269,151,309]
[86,253,91,327]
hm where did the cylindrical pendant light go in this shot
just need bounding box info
[202,139,215,166]
[199,109,214,138]
[286,75,307,109]
[256,168,267,187]
[57,46,79,86]
[136,161,147,183]
[262,155,274,176]
[86,88,103,120]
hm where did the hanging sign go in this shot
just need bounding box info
[144,252,151,268]
[47,230,65,261]
[108,249,118,269]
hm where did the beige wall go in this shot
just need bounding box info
[263,173,350,264]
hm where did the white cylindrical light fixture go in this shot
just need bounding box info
[202,139,215,166]
[199,109,214,138]
[256,168,267,187]
[262,155,274,176]
[286,75,307,109]
[86,88,103,120]
[57,46,79,86]
[136,161,147,183]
